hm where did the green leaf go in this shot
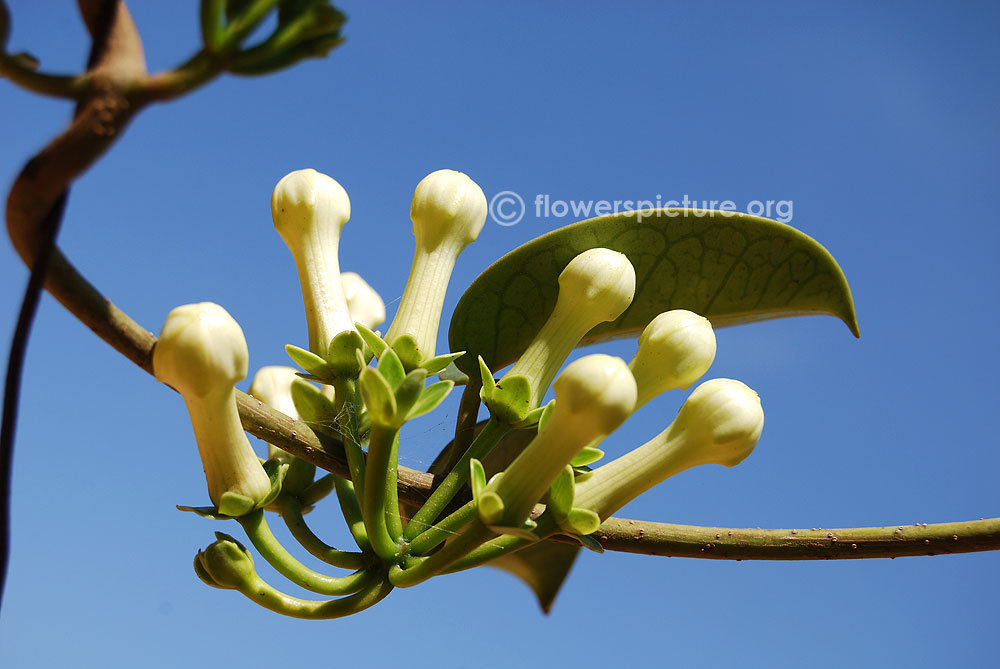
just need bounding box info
[486,541,581,614]
[406,380,454,421]
[449,210,859,375]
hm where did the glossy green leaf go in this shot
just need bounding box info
[449,210,859,375]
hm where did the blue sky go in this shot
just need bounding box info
[1,2,998,666]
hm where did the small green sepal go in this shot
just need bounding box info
[389,334,423,372]
[570,532,605,554]
[359,365,397,427]
[176,505,230,520]
[217,491,256,517]
[469,458,487,499]
[394,369,428,418]
[285,343,340,381]
[326,330,367,377]
[565,508,601,536]
[407,380,454,421]
[376,348,406,387]
[545,466,575,521]
[570,446,604,467]
[422,351,465,375]
[290,378,335,425]
[356,324,389,360]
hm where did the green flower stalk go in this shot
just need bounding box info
[271,168,354,361]
[498,248,636,414]
[153,303,271,515]
[384,169,487,368]
[573,378,764,523]
[477,354,637,530]
[341,271,386,330]
[629,309,717,409]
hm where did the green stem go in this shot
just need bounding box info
[0,54,83,99]
[238,510,372,596]
[237,572,394,620]
[362,423,402,560]
[408,500,475,556]
[389,521,494,588]
[280,496,366,570]
[333,476,370,552]
[331,377,366,498]
[404,417,509,540]
[384,431,403,541]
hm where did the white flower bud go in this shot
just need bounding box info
[502,248,636,409]
[574,378,763,521]
[385,170,487,365]
[629,309,716,408]
[271,169,354,360]
[248,366,301,462]
[340,271,386,330]
[409,169,488,252]
[478,354,637,528]
[154,303,271,511]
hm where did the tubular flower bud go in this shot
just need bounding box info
[340,271,386,330]
[385,169,487,367]
[629,309,716,408]
[502,248,636,409]
[248,366,302,462]
[477,354,637,529]
[153,303,271,513]
[271,168,354,361]
[574,378,764,522]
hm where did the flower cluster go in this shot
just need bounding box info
[152,168,763,618]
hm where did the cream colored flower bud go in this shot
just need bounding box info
[478,354,637,528]
[502,248,636,409]
[249,366,301,462]
[340,271,386,330]
[154,303,271,512]
[409,169,488,252]
[385,170,487,365]
[271,168,354,360]
[574,378,763,522]
[629,309,716,408]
